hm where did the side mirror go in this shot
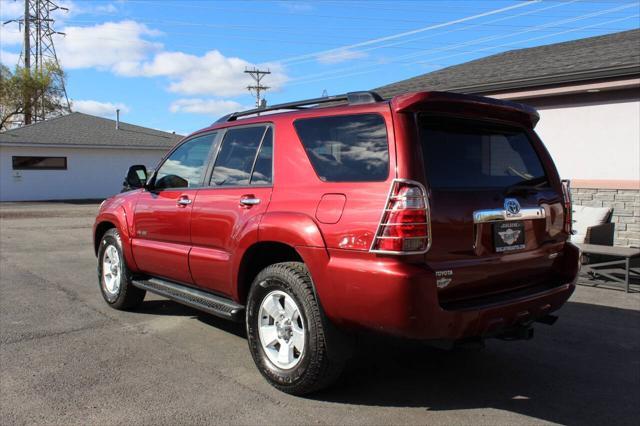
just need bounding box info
[123,165,148,191]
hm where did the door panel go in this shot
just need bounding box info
[190,187,272,294]
[132,190,196,283]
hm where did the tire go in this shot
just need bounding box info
[246,262,349,396]
[97,228,145,310]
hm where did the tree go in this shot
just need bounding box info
[0,62,69,131]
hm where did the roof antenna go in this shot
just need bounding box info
[116,109,120,130]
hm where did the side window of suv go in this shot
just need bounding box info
[250,127,273,185]
[155,133,218,190]
[294,113,389,182]
[210,126,271,186]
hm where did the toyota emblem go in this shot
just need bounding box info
[504,198,521,216]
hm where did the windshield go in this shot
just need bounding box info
[419,116,547,189]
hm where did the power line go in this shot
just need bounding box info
[274,1,542,65]
[285,13,639,88]
[285,4,638,86]
[278,0,579,67]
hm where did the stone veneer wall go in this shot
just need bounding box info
[571,187,640,247]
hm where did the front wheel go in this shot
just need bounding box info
[97,228,145,310]
[246,262,348,395]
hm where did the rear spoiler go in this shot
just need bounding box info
[390,91,540,128]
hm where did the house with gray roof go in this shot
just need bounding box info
[377,29,640,246]
[0,112,183,201]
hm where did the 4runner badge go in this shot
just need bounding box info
[435,270,453,289]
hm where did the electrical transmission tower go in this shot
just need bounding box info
[244,67,270,108]
[3,0,71,125]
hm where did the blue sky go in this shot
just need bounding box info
[1,0,639,135]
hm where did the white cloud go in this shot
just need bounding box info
[137,50,288,97]
[55,20,163,72]
[95,3,118,14]
[169,98,247,116]
[0,26,22,46]
[54,21,288,98]
[316,48,367,64]
[0,0,24,21]
[0,49,19,67]
[71,99,130,117]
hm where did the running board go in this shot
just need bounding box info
[132,277,245,322]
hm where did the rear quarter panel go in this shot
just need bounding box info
[266,102,398,252]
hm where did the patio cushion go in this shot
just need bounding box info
[571,205,613,243]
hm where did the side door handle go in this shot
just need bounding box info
[177,195,192,207]
[240,195,261,207]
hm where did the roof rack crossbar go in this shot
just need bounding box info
[214,91,383,124]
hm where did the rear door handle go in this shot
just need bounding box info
[177,196,192,207]
[240,195,260,207]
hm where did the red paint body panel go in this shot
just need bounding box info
[93,91,580,342]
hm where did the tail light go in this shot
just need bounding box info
[370,179,431,254]
[561,179,572,234]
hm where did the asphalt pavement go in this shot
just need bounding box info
[1,202,639,425]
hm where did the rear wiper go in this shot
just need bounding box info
[504,176,548,194]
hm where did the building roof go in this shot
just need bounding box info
[376,29,640,98]
[0,112,183,149]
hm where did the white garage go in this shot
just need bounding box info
[0,112,182,201]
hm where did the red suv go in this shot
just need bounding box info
[94,91,579,395]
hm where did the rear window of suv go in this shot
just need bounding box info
[419,117,547,189]
[294,113,389,182]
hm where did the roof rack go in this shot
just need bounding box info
[213,91,384,124]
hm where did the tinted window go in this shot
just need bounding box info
[12,156,66,170]
[210,126,266,186]
[155,133,216,189]
[294,114,389,182]
[251,128,273,185]
[419,117,547,189]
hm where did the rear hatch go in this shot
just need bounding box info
[394,93,568,306]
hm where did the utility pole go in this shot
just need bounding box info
[244,67,270,108]
[23,0,32,124]
[4,0,72,124]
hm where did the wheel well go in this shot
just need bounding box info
[237,242,303,304]
[94,221,116,255]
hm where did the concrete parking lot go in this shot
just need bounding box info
[1,202,639,425]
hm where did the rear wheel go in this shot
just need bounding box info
[246,262,348,395]
[97,228,145,310]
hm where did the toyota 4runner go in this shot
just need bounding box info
[94,91,580,395]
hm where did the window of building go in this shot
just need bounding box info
[12,156,67,170]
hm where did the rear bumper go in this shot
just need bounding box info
[299,242,580,341]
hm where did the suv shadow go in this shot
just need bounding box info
[133,297,639,424]
[313,300,640,425]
